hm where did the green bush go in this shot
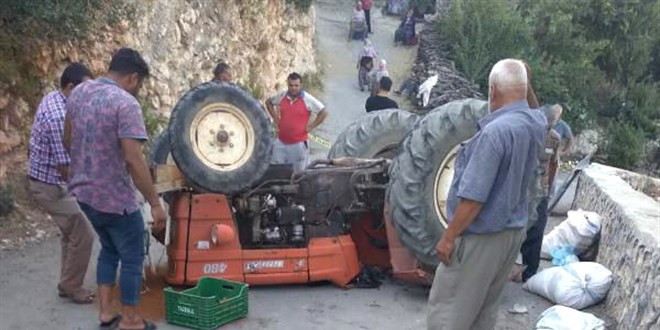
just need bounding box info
[0,0,135,116]
[604,123,645,170]
[438,0,530,92]
[438,0,659,171]
[0,184,16,217]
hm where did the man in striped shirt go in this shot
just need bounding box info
[28,62,95,304]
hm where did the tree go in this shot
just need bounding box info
[438,0,531,92]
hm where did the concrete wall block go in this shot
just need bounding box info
[573,163,660,330]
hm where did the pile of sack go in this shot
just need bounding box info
[541,209,602,262]
[524,210,613,330]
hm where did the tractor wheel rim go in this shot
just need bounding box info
[189,102,255,172]
[433,145,460,228]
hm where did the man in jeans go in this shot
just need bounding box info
[28,62,95,304]
[427,59,547,329]
[65,48,166,330]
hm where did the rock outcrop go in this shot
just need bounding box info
[0,0,318,180]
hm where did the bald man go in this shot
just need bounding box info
[427,59,548,330]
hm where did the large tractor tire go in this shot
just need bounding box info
[329,109,418,159]
[168,82,274,194]
[387,99,488,266]
[149,131,173,166]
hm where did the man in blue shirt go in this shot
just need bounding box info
[427,59,547,330]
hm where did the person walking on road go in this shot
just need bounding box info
[28,62,96,305]
[362,0,373,34]
[357,39,378,91]
[349,1,367,40]
[370,59,390,95]
[366,76,398,112]
[64,48,166,330]
[427,59,547,330]
[266,72,328,172]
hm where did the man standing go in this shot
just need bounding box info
[427,59,547,330]
[519,105,561,282]
[365,77,398,112]
[552,104,574,157]
[266,72,328,172]
[212,62,232,82]
[362,0,373,34]
[28,62,95,304]
[65,48,165,330]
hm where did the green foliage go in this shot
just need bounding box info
[409,0,436,13]
[0,0,135,113]
[0,184,16,218]
[286,0,313,13]
[141,103,167,140]
[438,0,530,91]
[604,123,645,170]
[0,0,135,41]
[439,0,660,169]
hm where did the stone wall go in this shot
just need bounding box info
[0,0,317,180]
[573,163,660,330]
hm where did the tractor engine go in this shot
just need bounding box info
[232,159,388,249]
[238,194,307,247]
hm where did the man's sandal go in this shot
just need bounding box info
[57,285,95,304]
[100,315,122,330]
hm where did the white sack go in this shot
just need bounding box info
[541,209,601,259]
[536,305,605,330]
[523,262,612,310]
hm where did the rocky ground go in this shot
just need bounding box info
[0,152,57,251]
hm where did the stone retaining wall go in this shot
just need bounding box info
[573,163,659,329]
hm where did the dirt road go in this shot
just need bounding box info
[308,0,415,159]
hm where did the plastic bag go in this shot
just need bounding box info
[550,246,579,266]
[541,209,601,259]
[536,305,605,330]
[523,262,613,310]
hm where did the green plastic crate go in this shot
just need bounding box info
[164,277,249,330]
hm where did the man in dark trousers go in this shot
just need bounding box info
[519,105,561,282]
[365,77,398,112]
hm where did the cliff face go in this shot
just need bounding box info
[0,0,317,178]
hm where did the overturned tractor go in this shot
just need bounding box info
[151,81,487,287]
